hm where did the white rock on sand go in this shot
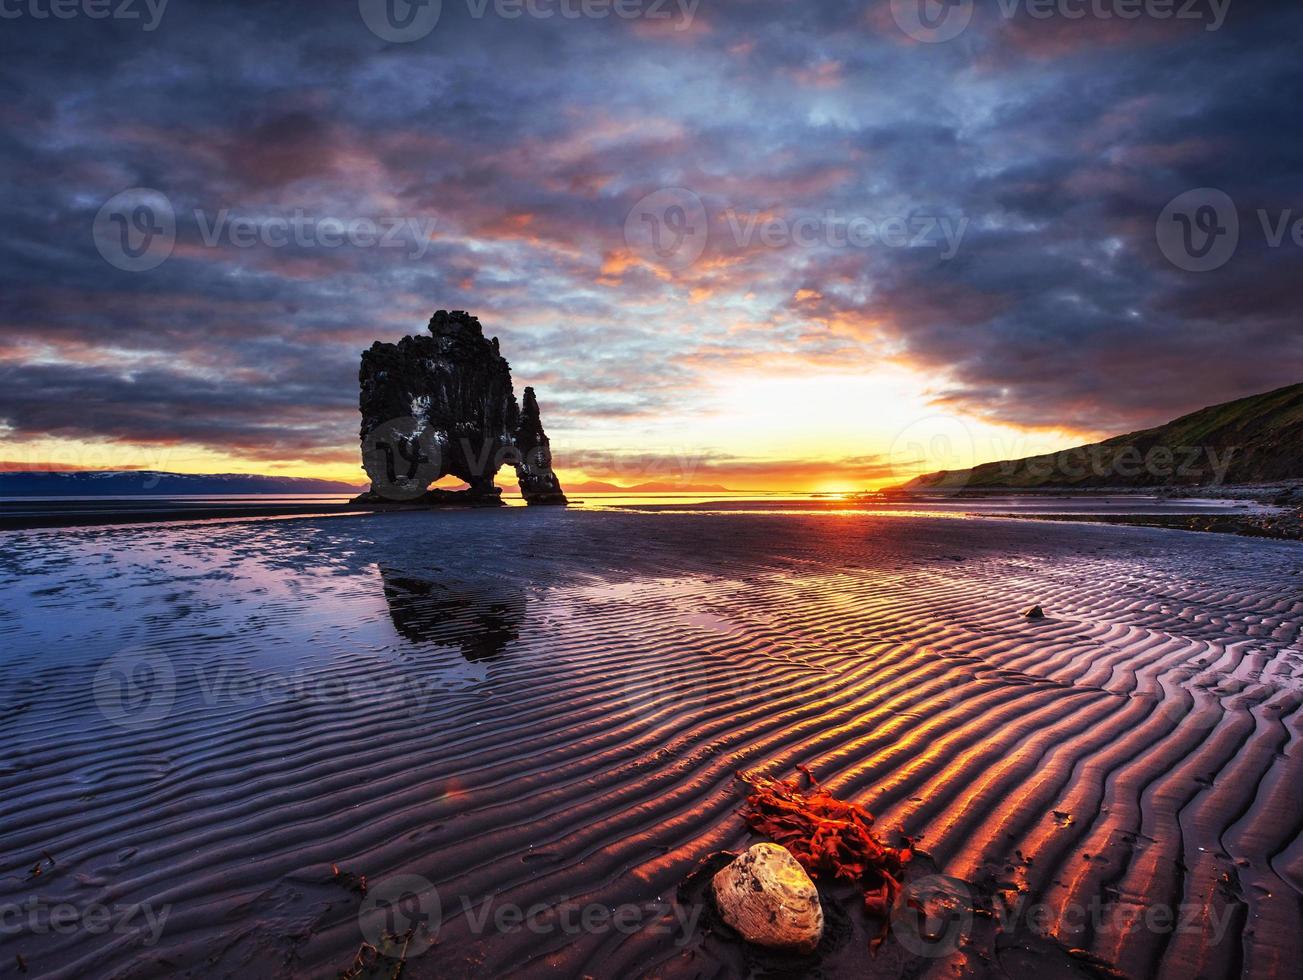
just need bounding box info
[711,842,824,953]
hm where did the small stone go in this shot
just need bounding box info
[711,843,823,954]
[1022,604,1045,619]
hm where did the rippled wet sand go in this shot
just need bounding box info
[0,511,1299,978]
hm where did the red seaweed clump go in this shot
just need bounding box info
[737,765,912,940]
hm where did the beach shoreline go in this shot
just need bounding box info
[1,509,1298,978]
[0,486,1295,536]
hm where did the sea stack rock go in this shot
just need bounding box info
[353,310,567,506]
[513,387,569,505]
[711,843,824,954]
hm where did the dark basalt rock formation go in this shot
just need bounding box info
[513,386,569,505]
[352,310,567,506]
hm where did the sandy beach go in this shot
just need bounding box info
[1,508,1299,978]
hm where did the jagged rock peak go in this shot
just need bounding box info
[515,386,568,505]
[429,309,483,336]
[353,309,567,507]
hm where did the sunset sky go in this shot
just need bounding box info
[2,1,1299,491]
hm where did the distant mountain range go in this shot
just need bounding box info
[0,471,732,497]
[0,471,366,496]
[901,383,1303,491]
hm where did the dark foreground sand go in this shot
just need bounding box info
[0,510,1299,978]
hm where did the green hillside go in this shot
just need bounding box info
[902,383,1303,490]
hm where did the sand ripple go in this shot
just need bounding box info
[0,511,1299,978]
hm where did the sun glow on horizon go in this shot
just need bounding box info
[2,368,1104,492]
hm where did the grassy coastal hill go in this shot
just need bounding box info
[902,383,1303,491]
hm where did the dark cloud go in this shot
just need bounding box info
[0,0,1299,472]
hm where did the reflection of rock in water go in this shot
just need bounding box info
[380,570,526,661]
